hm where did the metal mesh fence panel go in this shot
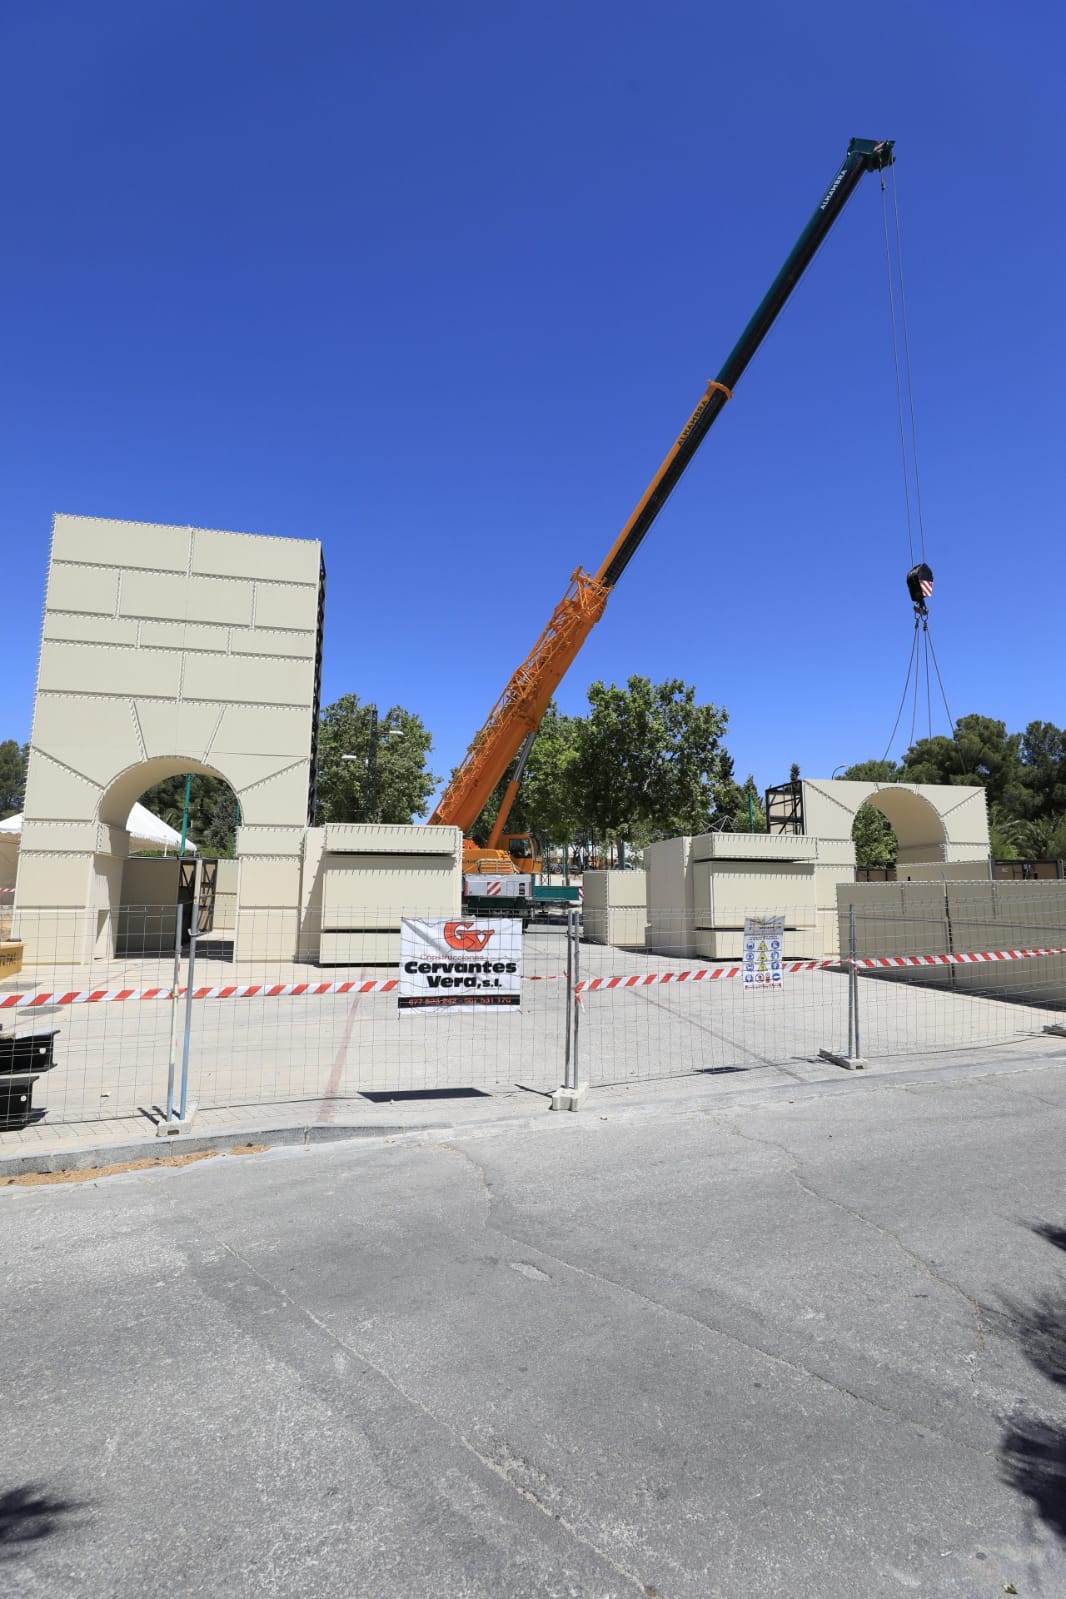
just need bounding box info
[4,893,1066,1133]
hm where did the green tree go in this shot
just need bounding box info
[138,773,239,855]
[851,805,897,868]
[0,740,28,815]
[569,676,731,856]
[1018,721,1066,821]
[315,695,438,825]
[901,714,1025,813]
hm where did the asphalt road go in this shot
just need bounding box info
[3,1057,1065,1597]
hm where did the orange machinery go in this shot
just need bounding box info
[428,138,895,875]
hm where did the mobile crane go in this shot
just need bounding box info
[430,137,895,904]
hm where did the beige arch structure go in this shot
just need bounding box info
[15,515,325,963]
[799,779,990,865]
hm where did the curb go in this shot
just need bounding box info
[0,1120,453,1180]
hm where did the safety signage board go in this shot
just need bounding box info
[399,918,522,1011]
[742,915,785,991]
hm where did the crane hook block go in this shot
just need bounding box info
[906,562,933,614]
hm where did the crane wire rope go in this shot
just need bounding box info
[891,165,929,564]
[877,164,957,766]
[880,169,917,568]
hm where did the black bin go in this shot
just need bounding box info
[0,1030,60,1131]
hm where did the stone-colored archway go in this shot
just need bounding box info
[14,515,325,963]
[800,780,989,866]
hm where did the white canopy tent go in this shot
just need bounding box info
[0,802,198,854]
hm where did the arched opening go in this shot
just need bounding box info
[861,786,948,866]
[97,759,241,960]
[851,803,898,879]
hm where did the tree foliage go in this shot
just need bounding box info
[0,740,28,816]
[137,773,240,856]
[568,676,731,847]
[315,695,438,825]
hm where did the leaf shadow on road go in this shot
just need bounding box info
[0,1486,88,1559]
[995,1221,1066,1540]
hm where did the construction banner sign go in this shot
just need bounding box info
[399,918,522,1011]
[742,915,785,991]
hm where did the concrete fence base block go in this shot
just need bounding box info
[1042,1024,1066,1038]
[818,1048,866,1072]
[156,1101,199,1136]
[550,1084,588,1112]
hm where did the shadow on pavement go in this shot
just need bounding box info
[0,1485,87,1557]
[996,1220,1066,1541]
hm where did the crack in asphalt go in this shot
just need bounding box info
[715,1118,989,1364]
[152,1182,653,1599]
[434,1140,992,1451]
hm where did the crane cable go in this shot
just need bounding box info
[878,164,956,759]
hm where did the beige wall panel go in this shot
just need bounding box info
[32,696,143,787]
[43,612,139,646]
[138,620,231,652]
[213,704,312,757]
[52,514,192,572]
[0,836,19,891]
[236,825,310,857]
[230,628,317,660]
[8,822,99,853]
[235,909,301,964]
[236,858,304,907]
[11,907,94,967]
[181,651,315,707]
[37,642,182,699]
[233,764,310,825]
[22,756,100,823]
[582,907,647,948]
[318,931,400,965]
[253,582,321,631]
[134,700,230,765]
[321,857,460,924]
[119,571,255,626]
[14,852,94,910]
[191,527,322,584]
[581,870,647,911]
[45,564,120,616]
[323,823,460,857]
[691,832,817,863]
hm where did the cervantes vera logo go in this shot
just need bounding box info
[443,921,495,953]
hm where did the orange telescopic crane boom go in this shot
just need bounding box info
[429,137,894,868]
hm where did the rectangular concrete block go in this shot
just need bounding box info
[235,764,312,825]
[322,823,461,856]
[191,527,322,584]
[51,515,192,573]
[230,628,317,660]
[139,620,232,653]
[13,853,95,910]
[22,752,102,822]
[236,858,303,908]
[236,826,309,857]
[43,612,139,646]
[37,641,183,699]
[120,571,255,627]
[321,857,459,924]
[213,705,313,758]
[182,652,315,707]
[32,695,144,787]
[253,582,321,631]
[45,564,120,616]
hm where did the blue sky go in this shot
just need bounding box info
[2,1,1062,804]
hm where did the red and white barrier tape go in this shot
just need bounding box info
[852,946,1066,969]
[576,966,740,992]
[2,945,1065,1012]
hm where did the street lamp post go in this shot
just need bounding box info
[341,705,403,823]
